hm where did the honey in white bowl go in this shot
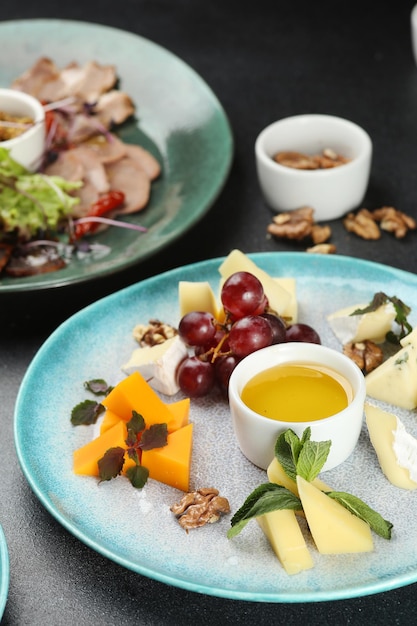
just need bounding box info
[241,362,353,423]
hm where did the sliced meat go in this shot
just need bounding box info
[67,61,117,103]
[123,143,161,181]
[105,156,151,214]
[70,180,101,218]
[94,90,135,127]
[69,146,110,193]
[81,133,127,164]
[45,150,85,182]
[11,57,60,97]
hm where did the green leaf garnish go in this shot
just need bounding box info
[70,399,104,426]
[125,464,150,489]
[84,379,111,396]
[350,292,412,342]
[97,447,125,482]
[139,423,168,451]
[227,483,301,538]
[296,439,331,482]
[229,427,393,544]
[327,492,393,539]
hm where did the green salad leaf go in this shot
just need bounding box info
[0,147,82,239]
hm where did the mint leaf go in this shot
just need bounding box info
[97,447,125,482]
[296,439,331,482]
[71,399,104,426]
[125,464,149,489]
[274,430,298,480]
[84,379,111,396]
[327,491,393,539]
[228,483,301,538]
[140,423,168,451]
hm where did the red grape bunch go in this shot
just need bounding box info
[176,271,320,398]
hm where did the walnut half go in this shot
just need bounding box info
[132,319,177,346]
[170,487,231,531]
[343,340,383,374]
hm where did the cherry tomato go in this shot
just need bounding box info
[73,190,125,240]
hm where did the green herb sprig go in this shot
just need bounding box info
[228,428,393,540]
[351,292,412,343]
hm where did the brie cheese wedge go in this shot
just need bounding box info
[327,301,396,344]
[122,336,188,396]
[365,402,417,489]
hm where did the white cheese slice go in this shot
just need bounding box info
[121,336,188,396]
[365,334,417,409]
[296,475,373,554]
[327,301,396,344]
[257,509,314,575]
[218,249,292,317]
[365,402,417,489]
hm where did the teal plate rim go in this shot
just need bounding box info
[13,252,417,602]
[0,523,9,620]
[0,18,233,293]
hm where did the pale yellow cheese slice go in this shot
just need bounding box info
[365,332,417,410]
[218,249,292,318]
[365,402,417,490]
[178,280,221,319]
[267,457,331,496]
[257,509,314,575]
[296,476,373,554]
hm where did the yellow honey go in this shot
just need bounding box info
[241,362,352,423]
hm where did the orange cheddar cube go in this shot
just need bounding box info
[101,372,181,432]
[73,420,135,477]
[100,409,123,434]
[141,423,193,492]
[166,397,190,430]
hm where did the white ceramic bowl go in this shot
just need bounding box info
[255,114,372,221]
[228,342,366,472]
[0,88,45,171]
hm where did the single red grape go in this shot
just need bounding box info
[178,311,216,347]
[228,315,273,358]
[176,356,215,397]
[261,312,287,344]
[286,323,321,344]
[221,271,265,319]
[214,353,240,393]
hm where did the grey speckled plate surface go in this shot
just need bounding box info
[0,19,233,293]
[14,252,417,602]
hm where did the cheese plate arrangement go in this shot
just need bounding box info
[0,19,233,292]
[13,252,417,602]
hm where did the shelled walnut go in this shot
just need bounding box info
[343,340,383,374]
[132,319,177,347]
[170,487,231,531]
[373,206,417,239]
[343,206,416,240]
[343,209,381,240]
[267,206,332,243]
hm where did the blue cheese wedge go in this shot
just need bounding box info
[121,336,188,396]
[365,402,417,489]
[365,327,417,409]
[327,301,396,344]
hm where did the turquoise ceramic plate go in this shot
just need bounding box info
[0,19,233,293]
[14,252,417,602]
[0,524,9,620]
